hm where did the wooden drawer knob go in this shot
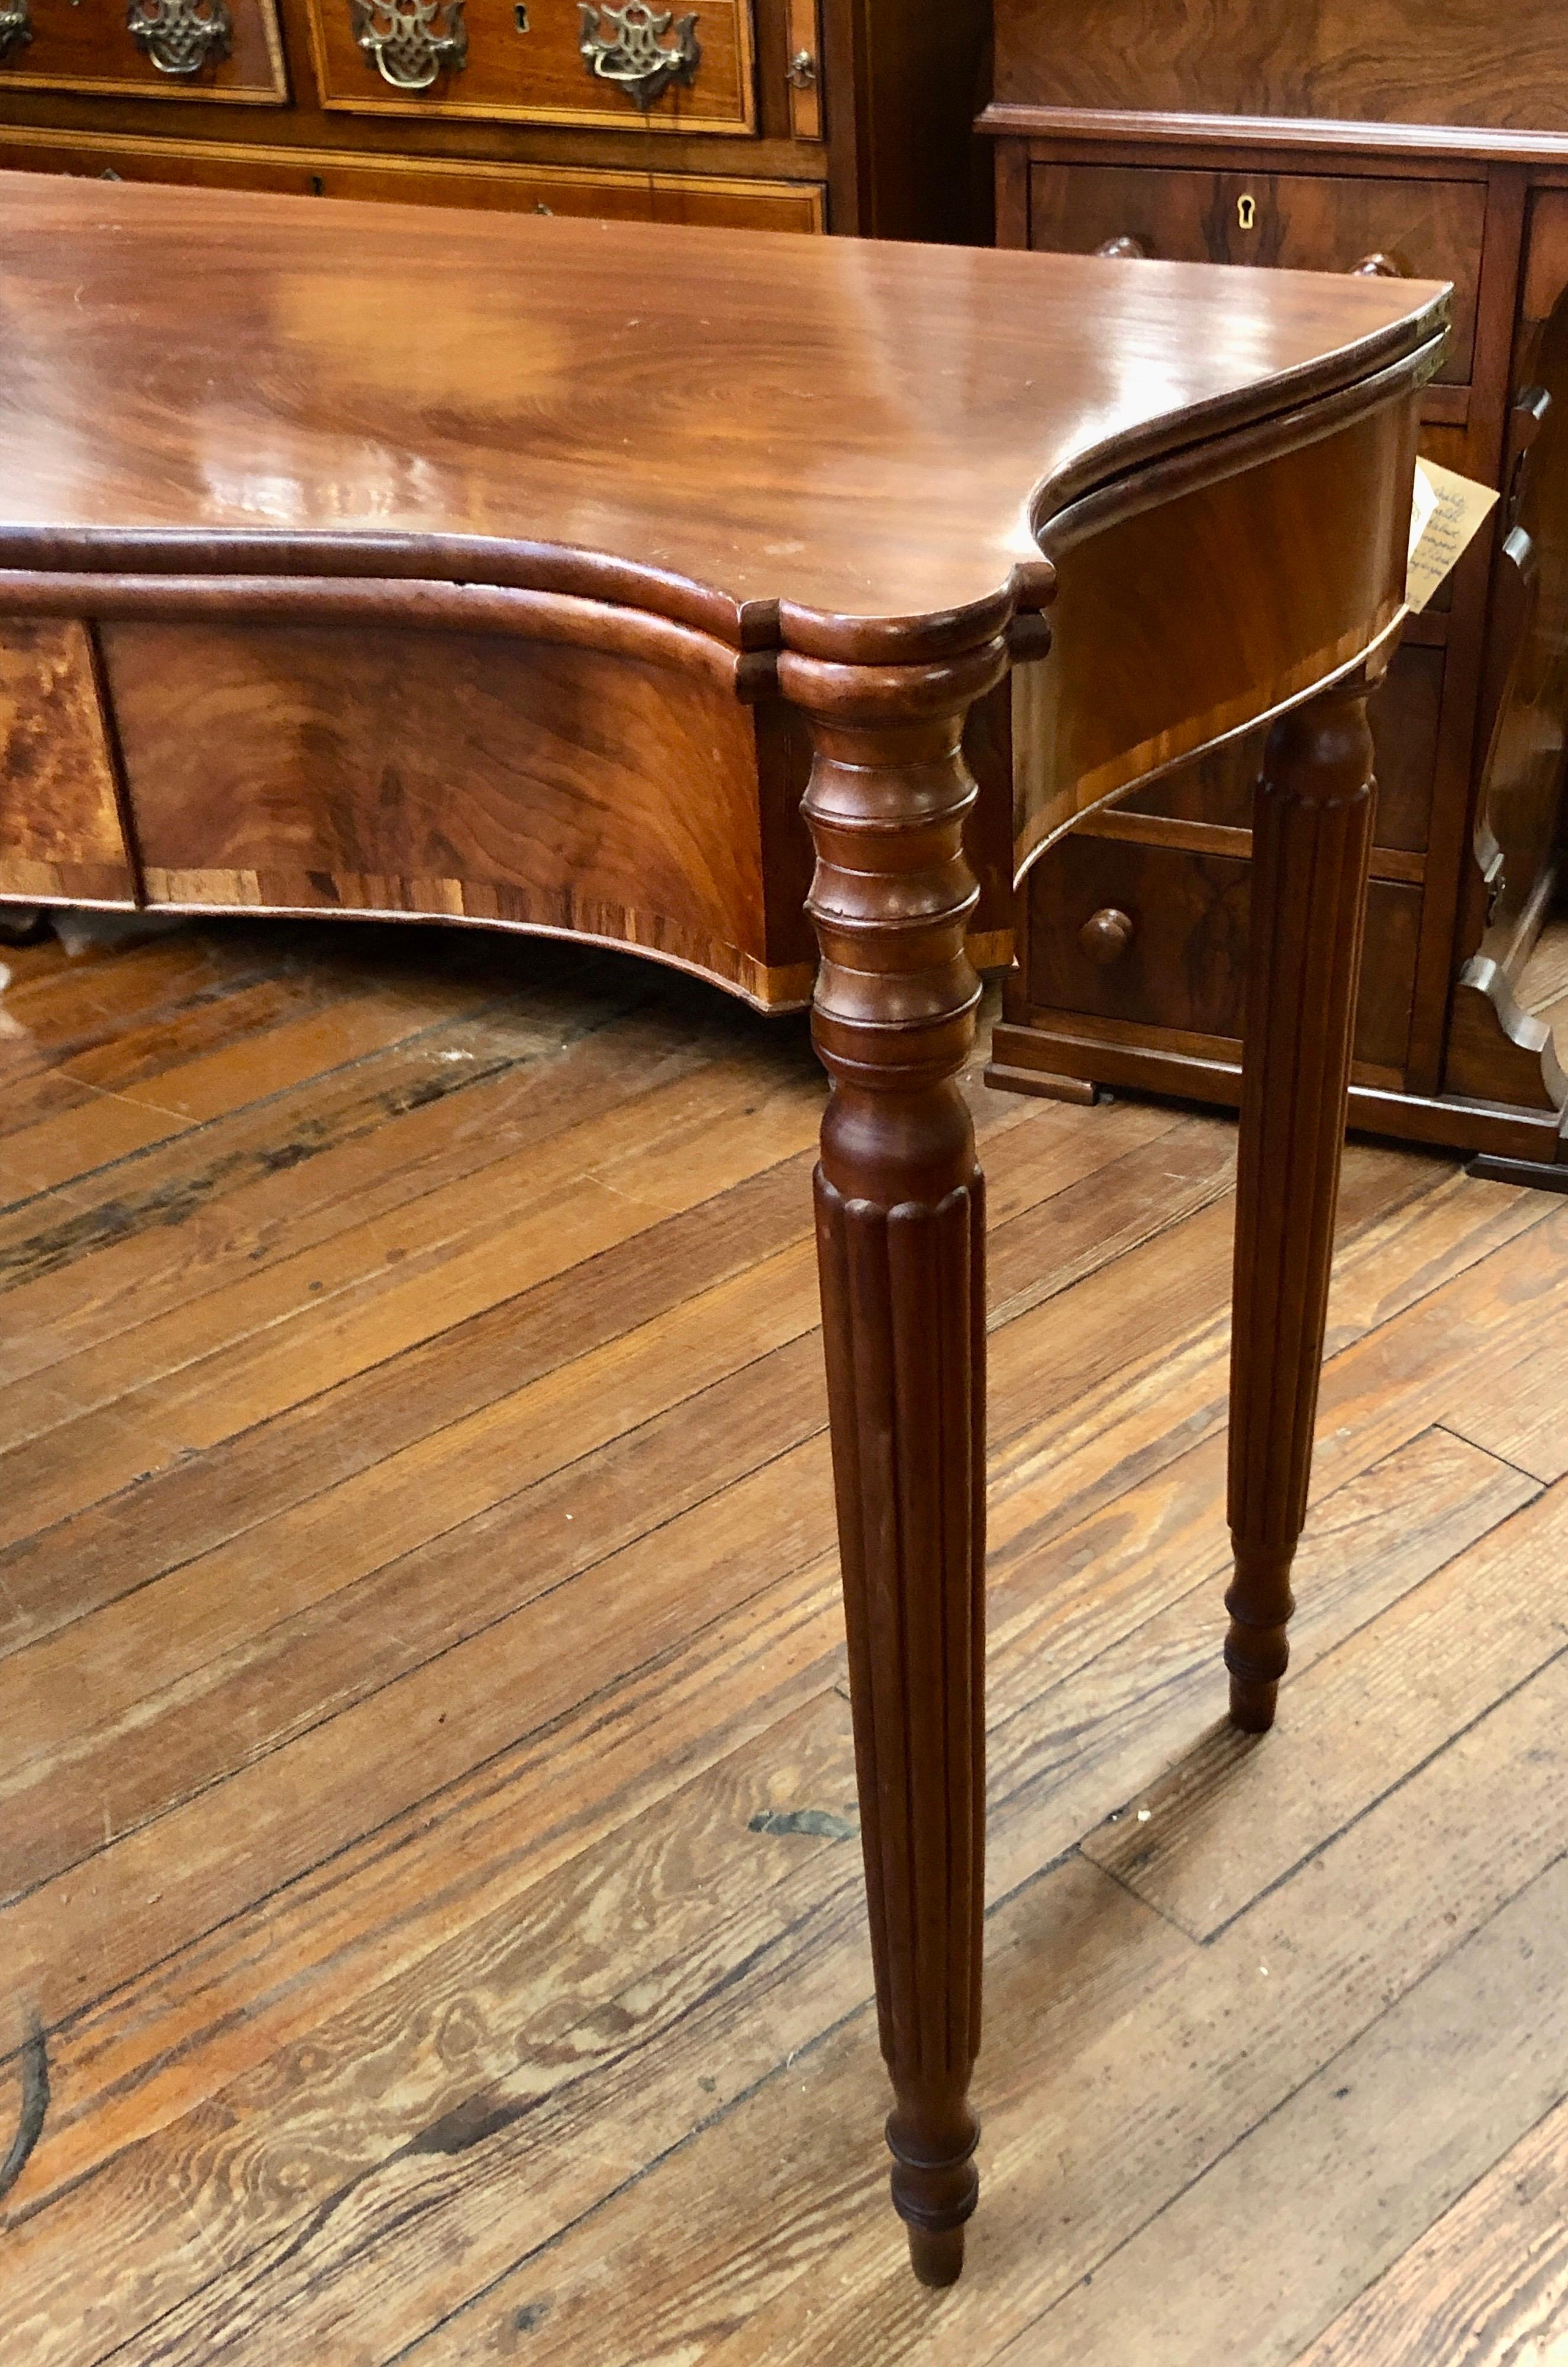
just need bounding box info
[1095,234,1150,260]
[1351,251,1405,278]
[1079,907,1135,965]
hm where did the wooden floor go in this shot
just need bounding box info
[2,907,1568,2366]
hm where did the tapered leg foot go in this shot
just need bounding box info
[1227,674,1378,1729]
[908,2223,967,2289]
[1227,1672,1280,1734]
[784,632,1008,2288]
[1224,1541,1295,1731]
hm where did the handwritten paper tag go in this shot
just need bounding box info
[1406,458,1499,612]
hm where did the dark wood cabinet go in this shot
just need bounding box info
[0,0,985,242]
[982,0,1568,1180]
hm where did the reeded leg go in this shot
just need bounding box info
[1226,672,1378,1732]
[781,633,1008,2286]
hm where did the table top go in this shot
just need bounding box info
[0,173,1447,658]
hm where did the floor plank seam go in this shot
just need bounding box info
[0,1308,833,1684]
[369,1980,885,2367]
[0,1530,844,2058]
[1076,1849,1205,1940]
[1430,1418,1550,1488]
[1276,2082,1568,2367]
[11,1254,1540,2062]
[0,1204,828,1617]
[0,1042,553,1271]
[50,1873,884,2365]
[1201,1631,1568,1948]
[0,983,566,1230]
[998,1837,1568,2364]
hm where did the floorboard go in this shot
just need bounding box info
[1,911,1564,2366]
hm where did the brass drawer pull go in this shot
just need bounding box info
[1351,251,1405,277]
[579,2,701,111]
[0,1,31,62]
[1096,234,1148,260]
[786,45,815,89]
[127,0,232,74]
[1079,907,1135,965]
[351,0,468,89]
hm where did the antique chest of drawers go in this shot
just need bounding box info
[0,0,983,241]
[982,0,1568,1184]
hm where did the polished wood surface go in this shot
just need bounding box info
[0,170,1445,2284]
[2,921,1567,2363]
[0,175,1443,652]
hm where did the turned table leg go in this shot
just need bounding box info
[782,635,1008,2287]
[1226,671,1379,1732]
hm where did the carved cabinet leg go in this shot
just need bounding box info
[1227,672,1378,1734]
[781,635,1008,2287]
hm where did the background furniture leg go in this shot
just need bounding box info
[1227,672,1379,1733]
[785,636,1008,2287]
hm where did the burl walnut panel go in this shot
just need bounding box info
[102,621,780,1000]
[0,619,136,905]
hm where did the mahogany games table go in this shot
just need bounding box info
[0,174,1447,2284]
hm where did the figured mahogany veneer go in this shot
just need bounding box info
[991,0,1568,140]
[0,171,1446,2284]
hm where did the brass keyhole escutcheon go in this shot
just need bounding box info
[1237,192,1257,231]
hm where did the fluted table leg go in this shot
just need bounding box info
[1226,670,1379,1733]
[782,634,1008,2288]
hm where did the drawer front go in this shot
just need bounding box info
[1121,641,1444,855]
[0,0,285,100]
[1025,835,1421,1075]
[0,130,822,231]
[307,0,756,135]
[1028,163,1483,382]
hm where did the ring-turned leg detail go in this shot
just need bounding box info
[1227,672,1379,1733]
[782,634,1008,2287]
